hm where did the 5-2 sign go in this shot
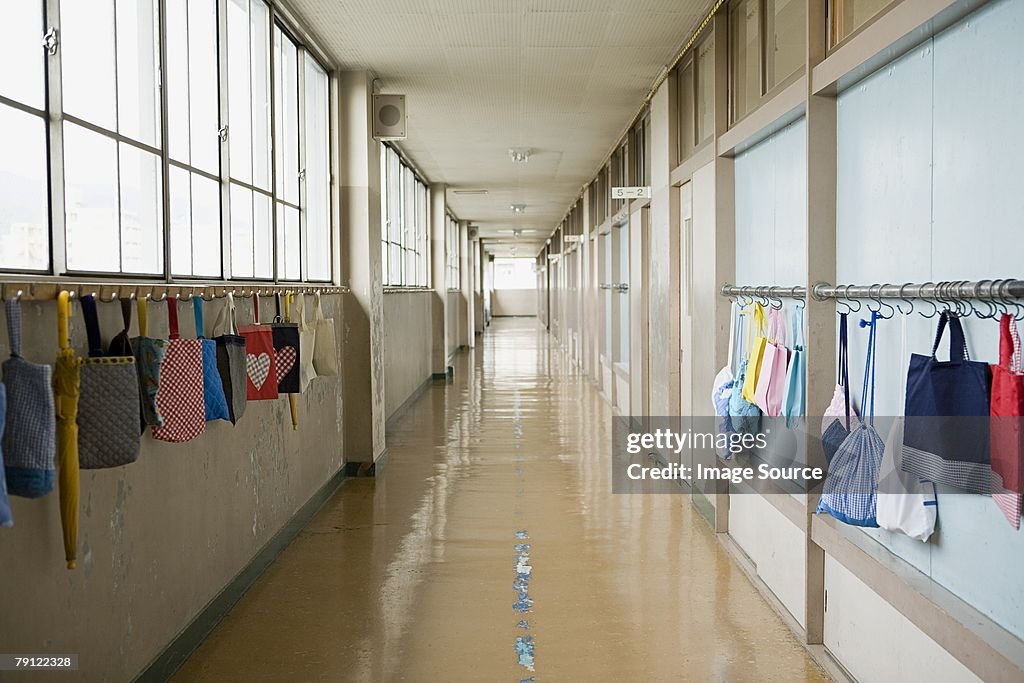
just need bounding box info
[611,186,651,200]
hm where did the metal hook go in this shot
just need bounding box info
[895,283,914,315]
[99,291,119,303]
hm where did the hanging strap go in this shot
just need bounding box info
[57,291,72,352]
[285,292,294,323]
[5,298,22,358]
[253,293,261,325]
[167,297,180,340]
[274,292,284,323]
[315,291,326,321]
[859,311,879,425]
[726,301,738,370]
[838,312,851,430]
[193,298,206,340]
[746,302,766,357]
[999,313,1022,374]
[791,304,805,349]
[137,297,149,337]
[931,310,969,362]
[80,295,106,358]
[120,298,132,335]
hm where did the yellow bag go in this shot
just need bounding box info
[741,302,768,403]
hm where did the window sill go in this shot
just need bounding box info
[383,286,431,293]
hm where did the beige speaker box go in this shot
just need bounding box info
[373,94,407,140]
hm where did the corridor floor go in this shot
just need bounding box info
[173,318,827,682]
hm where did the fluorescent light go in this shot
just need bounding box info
[452,189,488,195]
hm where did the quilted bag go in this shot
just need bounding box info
[152,297,205,443]
[817,312,885,528]
[192,298,230,422]
[239,294,278,400]
[272,293,300,395]
[131,297,168,429]
[212,293,248,424]
[989,314,1024,528]
[2,298,56,498]
[77,295,141,469]
[0,383,12,527]
[311,292,339,376]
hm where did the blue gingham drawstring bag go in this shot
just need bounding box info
[817,312,884,527]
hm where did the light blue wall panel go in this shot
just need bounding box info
[835,0,1024,638]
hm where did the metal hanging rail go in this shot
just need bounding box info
[0,281,349,302]
[721,279,1024,301]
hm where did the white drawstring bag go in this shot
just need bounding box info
[311,292,339,377]
[876,313,937,542]
[294,295,318,392]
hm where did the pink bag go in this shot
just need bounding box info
[753,307,790,416]
[152,297,205,443]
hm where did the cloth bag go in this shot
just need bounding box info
[311,292,338,376]
[131,297,168,430]
[77,295,141,469]
[902,311,992,494]
[295,294,318,392]
[192,298,230,422]
[817,312,885,527]
[212,293,248,424]
[239,294,279,400]
[740,302,768,403]
[152,297,205,443]
[821,312,860,464]
[272,293,300,395]
[753,306,790,416]
[713,302,743,435]
[990,314,1024,528]
[54,291,81,569]
[2,298,56,498]
[729,303,763,437]
[0,384,12,527]
[781,305,806,429]
[876,313,937,541]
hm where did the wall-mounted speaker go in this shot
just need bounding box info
[373,94,406,140]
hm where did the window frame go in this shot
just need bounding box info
[380,142,430,288]
[0,0,336,285]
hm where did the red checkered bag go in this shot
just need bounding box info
[991,314,1024,528]
[152,297,205,443]
[238,294,279,401]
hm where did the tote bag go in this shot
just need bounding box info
[902,312,992,494]
[781,305,806,429]
[131,298,168,430]
[192,298,230,422]
[876,314,937,541]
[753,307,789,416]
[311,292,339,377]
[990,314,1024,528]
[821,313,860,465]
[77,295,141,469]
[239,294,278,400]
[272,294,300,395]
[2,298,56,498]
[0,384,12,527]
[817,311,884,527]
[741,302,768,403]
[212,293,248,424]
[295,294,318,392]
[152,297,205,443]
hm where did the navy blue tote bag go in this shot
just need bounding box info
[902,311,992,494]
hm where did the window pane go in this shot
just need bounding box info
[228,0,252,182]
[61,0,117,130]
[171,169,221,277]
[189,0,220,174]
[767,0,805,89]
[250,1,271,190]
[118,144,163,273]
[254,191,272,277]
[389,243,402,286]
[730,0,761,123]
[276,203,300,280]
[677,60,694,161]
[832,0,892,46]
[115,0,161,147]
[273,27,300,204]
[230,184,253,277]
[167,0,191,162]
[169,166,192,274]
[381,240,389,285]
[695,36,715,144]
[0,1,45,108]
[304,57,331,281]
[0,105,49,270]
[64,123,119,272]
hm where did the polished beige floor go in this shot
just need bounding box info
[174,318,828,682]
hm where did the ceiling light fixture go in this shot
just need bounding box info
[510,204,526,214]
[508,148,531,163]
[452,189,489,195]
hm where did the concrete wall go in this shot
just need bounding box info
[445,290,464,360]
[492,290,536,317]
[0,294,345,682]
[383,291,433,419]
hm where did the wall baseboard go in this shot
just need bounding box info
[134,464,350,683]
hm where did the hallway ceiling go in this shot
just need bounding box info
[291,0,709,256]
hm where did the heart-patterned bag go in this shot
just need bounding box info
[77,295,141,469]
[193,298,230,422]
[152,297,206,442]
[131,297,168,430]
[239,294,278,400]
[272,293,300,395]
[212,293,248,423]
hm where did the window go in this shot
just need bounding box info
[0,0,333,283]
[767,0,806,90]
[493,258,536,290]
[730,0,761,123]
[677,57,696,162]
[729,0,806,124]
[380,144,429,287]
[445,215,460,290]
[829,0,892,47]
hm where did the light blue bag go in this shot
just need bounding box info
[0,383,13,527]
[817,312,884,527]
[194,299,231,422]
[781,305,806,429]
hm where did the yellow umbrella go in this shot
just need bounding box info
[53,291,81,570]
[285,293,298,431]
